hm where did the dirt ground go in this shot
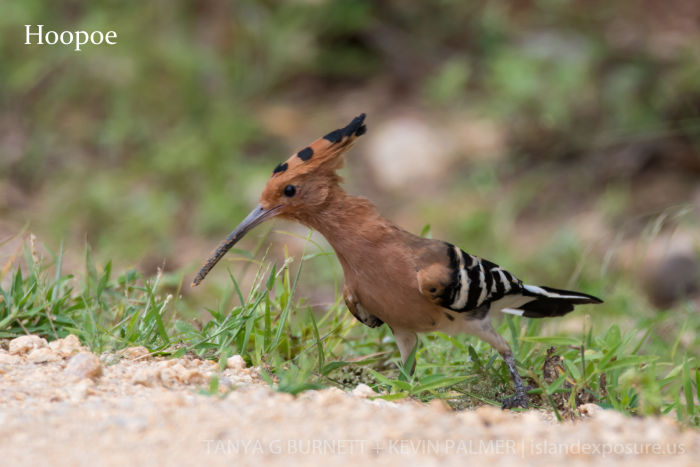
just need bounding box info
[1,335,698,466]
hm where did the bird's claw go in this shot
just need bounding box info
[501,392,529,410]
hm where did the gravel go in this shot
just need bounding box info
[1,335,698,466]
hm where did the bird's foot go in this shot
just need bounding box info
[501,388,530,410]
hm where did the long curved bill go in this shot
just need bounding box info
[192,204,280,286]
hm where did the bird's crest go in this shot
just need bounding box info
[269,113,366,180]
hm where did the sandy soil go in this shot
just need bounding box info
[1,335,698,466]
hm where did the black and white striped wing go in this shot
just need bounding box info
[440,243,523,312]
[416,242,524,315]
[416,242,603,318]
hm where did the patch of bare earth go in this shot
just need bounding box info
[0,335,697,466]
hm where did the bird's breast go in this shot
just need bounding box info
[339,250,445,332]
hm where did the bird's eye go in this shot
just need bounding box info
[283,185,296,197]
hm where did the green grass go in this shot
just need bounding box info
[1,235,698,428]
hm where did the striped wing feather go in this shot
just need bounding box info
[416,242,602,317]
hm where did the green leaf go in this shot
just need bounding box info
[598,341,623,369]
[375,392,410,401]
[209,375,219,395]
[562,357,581,380]
[468,345,482,368]
[603,355,656,372]
[414,375,472,393]
[308,309,324,371]
[683,358,695,417]
[605,324,622,347]
[398,340,418,383]
[420,224,432,238]
[545,373,569,394]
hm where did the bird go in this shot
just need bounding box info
[192,113,603,409]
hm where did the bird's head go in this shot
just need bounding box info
[192,113,367,286]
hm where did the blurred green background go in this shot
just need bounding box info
[1,0,699,322]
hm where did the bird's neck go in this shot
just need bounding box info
[294,189,399,267]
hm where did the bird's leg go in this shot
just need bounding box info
[393,328,417,376]
[469,319,529,409]
[500,352,528,409]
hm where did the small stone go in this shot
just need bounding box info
[131,369,159,387]
[351,383,376,399]
[226,355,246,371]
[118,346,151,359]
[9,335,47,355]
[182,369,205,384]
[579,403,602,418]
[49,334,85,358]
[27,347,61,363]
[64,352,102,380]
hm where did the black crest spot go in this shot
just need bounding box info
[297,146,313,161]
[323,113,367,143]
[343,113,366,137]
[323,129,343,143]
[272,162,288,174]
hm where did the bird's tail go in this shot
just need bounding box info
[509,284,603,318]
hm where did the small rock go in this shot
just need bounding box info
[351,383,376,399]
[9,335,47,355]
[118,346,151,359]
[131,368,160,387]
[49,334,85,358]
[64,352,102,380]
[226,355,246,371]
[170,363,188,378]
[182,369,205,385]
[27,347,61,363]
[579,403,602,418]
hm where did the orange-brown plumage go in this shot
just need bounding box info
[193,113,602,409]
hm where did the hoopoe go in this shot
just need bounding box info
[192,114,602,409]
